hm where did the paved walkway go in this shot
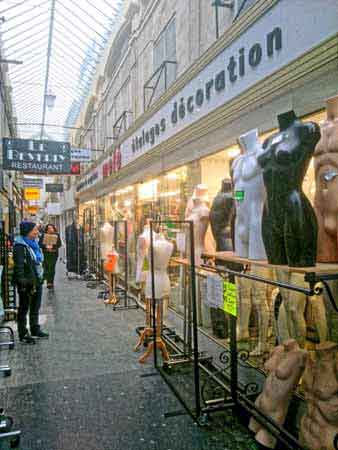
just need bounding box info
[0,264,258,450]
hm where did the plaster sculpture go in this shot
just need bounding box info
[209,179,234,251]
[258,110,321,267]
[300,342,338,450]
[232,129,266,260]
[249,339,307,448]
[314,95,338,262]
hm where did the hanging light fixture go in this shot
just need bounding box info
[45,90,56,109]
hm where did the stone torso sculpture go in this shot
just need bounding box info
[145,234,174,299]
[300,342,338,450]
[232,129,266,260]
[210,179,234,251]
[258,111,321,267]
[314,95,338,262]
[249,339,307,448]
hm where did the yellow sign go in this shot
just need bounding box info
[24,188,40,201]
[26,205,39,214]
[223,281,237,317]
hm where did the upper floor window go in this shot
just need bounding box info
[145,17,177,109]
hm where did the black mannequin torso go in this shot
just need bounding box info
[210,180,234,251]
[258,111,321,267]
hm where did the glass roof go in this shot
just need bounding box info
[1,0,125,142]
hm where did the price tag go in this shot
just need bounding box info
[223,281,237,317]
[234,190,245,201]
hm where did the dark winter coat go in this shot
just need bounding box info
[12,237,43,292]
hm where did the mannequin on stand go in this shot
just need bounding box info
[136,220,158,284]
[100,222,119,305]
[249,339,307,449]
[232,129,271,354]
[314,95,338,262]
[135,232,174,363]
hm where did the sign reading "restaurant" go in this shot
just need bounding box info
[3,138,71,174]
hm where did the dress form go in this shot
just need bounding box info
[209,179,234,251]
[249,340,307,448]
[100,222,114,260]
[258,110,320,267]
[136,223,157,283]
[185,197,210,265]
[232,129,266,260]
[314,95,338,262]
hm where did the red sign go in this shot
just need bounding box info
[70,162,81,175]
[102,148,121,178]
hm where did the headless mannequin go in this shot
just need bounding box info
[209,179,234,252]
[185,197,210,266]
[300,342,338,450]
[100,222,114,259]
[232,129,266,260]
[258,110,320,267]
[249,339,307,448]
[314,95,338,262]
[136,222,158,283]
[137,234,174,363]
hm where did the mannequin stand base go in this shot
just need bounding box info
[104,294,118,305]
[139,337,170,364]
[134,327,153,351]
[112,293,139,311]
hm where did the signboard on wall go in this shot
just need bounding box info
[45,183,64,193]
[47,202,61,215]
[23,178,43,188]
[24,188,40,201]
[2,138,71,174]
[70,147,92,162]
[76,0,338,194]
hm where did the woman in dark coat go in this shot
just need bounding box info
[13,221,48,344]
[39,224,62,289]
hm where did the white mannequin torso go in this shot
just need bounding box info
[145,235,174,299]
[232,129,266,260]
[186,199,210,265]
[100,222,114,259]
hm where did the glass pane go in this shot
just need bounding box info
[153,34,165,71]
[165,19,176,61]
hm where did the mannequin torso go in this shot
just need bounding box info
[232,129,266,260]
[210,180,234,251]
[186,198,210,265]
[258,111,320,267]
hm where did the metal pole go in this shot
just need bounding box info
[40,0,56,139]
[124,220,128,307]
[215,3,219,39]
[150,221,157,368]
[228,272,238,406]
[189,220,201,419]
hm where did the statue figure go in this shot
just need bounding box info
[209,179,234,251]
[232,129,266,260]
[258,110,321,267]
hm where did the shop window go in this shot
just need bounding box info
[144,18,177,109]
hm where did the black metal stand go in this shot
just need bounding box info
[149,220,202,421]
[110,220,138,311]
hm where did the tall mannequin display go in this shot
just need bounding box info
[232,128,266,260]
[314,95,338,262]
[209,179,234,252]
[136,221,158,284]
[100,222,114,260]
[258,110,321,267]
[65,221,85,274]
[300,342,338,450]
[185,190,210,266]
[137,233,174,363]
[249,340,307,448]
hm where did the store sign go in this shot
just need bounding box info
[24,188,40,201]
[26,205,39,215]
[77,0,338,194]
[102,148,121,178]
[47,202,61,215]
[23,178,43,188]
[118,0,338,168]
[71,147,92,162]
[2,138,71,174]
[76,169,101,192]
[223,281,237,317]
[45,183,64,193]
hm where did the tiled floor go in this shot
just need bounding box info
[0,264,259,450]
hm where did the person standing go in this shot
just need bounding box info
[13,221,48,344]
[39,224,62,289]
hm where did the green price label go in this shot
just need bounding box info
[234,190,245,201]
[223,281,237,317]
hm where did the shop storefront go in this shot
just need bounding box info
[76,1,338,447]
